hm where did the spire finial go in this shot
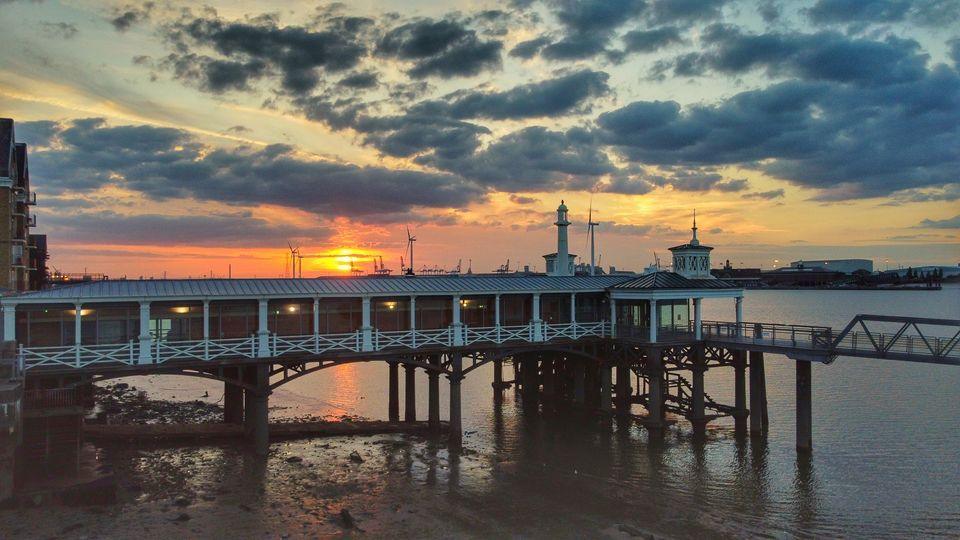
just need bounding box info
[691,209,699,246]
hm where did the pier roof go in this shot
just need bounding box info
[8,275,638,303]
[612,271,735,290]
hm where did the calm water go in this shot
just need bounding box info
[106,286,960,537]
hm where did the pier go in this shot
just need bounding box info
[0,207,956,472]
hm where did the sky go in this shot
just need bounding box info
[0,0,957,278]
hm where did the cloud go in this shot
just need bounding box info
[25,118,486,219]
[509,36,552,59]
[39,22,78,39]
[917,215,960,229]
[421,126,616,191]
[337,71,379,89]
[597,62,960,199]
[621,26,684,53]
[742,189,786,200]
[110,2,154,32]
[652,25,929,87]
[376,17,502,79]
[647,0,730,25]
[509,194,540,204]
[162,9,372,94]
[650,171,749,192]
[44,211,331,247]
[416,69,610,120]
[806,0,960,28]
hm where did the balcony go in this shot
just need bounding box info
[27,215,36,227]
[16,192,36,205]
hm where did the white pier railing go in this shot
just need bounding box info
[19,322,612,371]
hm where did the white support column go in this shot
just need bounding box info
[257,298,270,357]
[494,294,501,342]
[532,293,543,341]
[202,300,210,360]
[313,297,320,353]
[609,298,617,338]
[452,295,463,346]
[409,296,417,348]
[138,301,152,365]
[409,296,417,331]
[735,296,743,336]
[649,299,658,343]
[2,303,16,342]
[74,303,83,366]
[693,298,702,340]
[570,293,577,339]
[361,297,373,351]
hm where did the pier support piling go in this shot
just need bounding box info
[644,347,665,431]
[492,358,504,399]
[749,351,769,435]
[733,350,748,434]
[690,345,707,432]
[796,360,813,452]
[615,362,631,415]
[404,363,417,422]
[573,362,585,405]
[388,362,399,423]
[599,364,612,413]
[224,377,244,425]
[428,356,440,431]
[449,353,463,449]
[243,364,270,455]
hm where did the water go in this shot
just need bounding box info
[18,287,960,537]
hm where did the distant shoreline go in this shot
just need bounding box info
[749,285,944,291]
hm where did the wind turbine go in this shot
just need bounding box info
[405,226,417,276]
[587,196,599,276]
[286,241,300,278]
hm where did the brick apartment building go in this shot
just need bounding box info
[0,119,47,293]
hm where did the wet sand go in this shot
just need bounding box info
[0,432,711,539]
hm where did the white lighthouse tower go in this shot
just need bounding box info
[544,200,575,276]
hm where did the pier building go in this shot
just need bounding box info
[0,202,956,475]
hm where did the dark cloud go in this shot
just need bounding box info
[25,118,485,219]
[295,70,608,162]
[337,71,379,89]
[601,176,655,195]
[162,10,372,94]
[376,18,502,79]
[758,1,782,23]
[541,33,609,60]
[917,215,960,228]
[950,37,960,68]
[44,211,331,247]
[742,189,786,200]
[651,171,749,192]
[806,0,960,28]
[225,125,251,134]
[14,120,60,147]
[416,69,610,120]
[509,194,540,204]
[531,0,648,60]
[421,126,615,192]
[622,26,684,53]
[39,21,78,39]
[110,2,153,32]
[598,62,960,199]
[652,25,929,87]
[509,36,552,59]
[647,0,729,24]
